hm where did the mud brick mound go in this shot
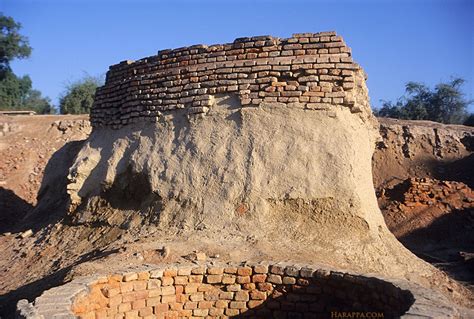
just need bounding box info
[20,33,473,317]
[48,32,443,280]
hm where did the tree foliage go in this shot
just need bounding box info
[0,13,32,77]
[374,78,473,125]
[0,13,52,113]
[0,71,53,113]
[59,76,101,114]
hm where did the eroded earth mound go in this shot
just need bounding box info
[64,31,433,281]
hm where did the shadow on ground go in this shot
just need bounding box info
[432,154,474,188]
[400,207,474,285]
[0,140,88,317]
[0,187,33,233]
[0,140,86,235]
[0,247,119,317]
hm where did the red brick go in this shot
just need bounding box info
[234,290,249,301]
[237,266,252,276]
[132,299,145,310]
[154,303,169,314]
[118,302,132,313]
[250,290,267,300]
[215,300,229,308]
[230,301,247,309]
[138,307,153,316]
[137,271,150,280]
[258,282,273,292]
[242,283,256,290]
[122,290,148,302]
[252,274,267,283]
[146,297,161,307]
[198,301,213,309]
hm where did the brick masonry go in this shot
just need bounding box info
[91,32,365,129]
[398,178,473,208]
[16,262,461,318]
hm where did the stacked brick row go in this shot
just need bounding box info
[402,178,473,209]
[71,263,411,319]
[91,32,362,129]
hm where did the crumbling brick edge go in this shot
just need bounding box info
[90,31,370,130]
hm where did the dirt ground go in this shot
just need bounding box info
[0,115,90,231]
[372,118,474,294]
[0,115,473,316]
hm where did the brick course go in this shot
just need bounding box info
[90,32,362,129]
[17,261,461,319]
[67,263,413,319]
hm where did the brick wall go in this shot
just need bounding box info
[91,32,363,129]
[70,263,412,319]
[18,262,460,318]
[401,178,473,208]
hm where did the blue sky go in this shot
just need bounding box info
[1,0,473,112]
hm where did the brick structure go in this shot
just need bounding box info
[400,178,473,208]
[17,262,461,318]
[91,32,364,129]
[17,33,466,319]
[380,177,474,239]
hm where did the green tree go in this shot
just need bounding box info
[0,13,53,113]
[59,76,101,114]
[374,78,472,124]
[0,13,32,77]
[0,71,31,108]
[23,89,53,114]
[0,69,53,113]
